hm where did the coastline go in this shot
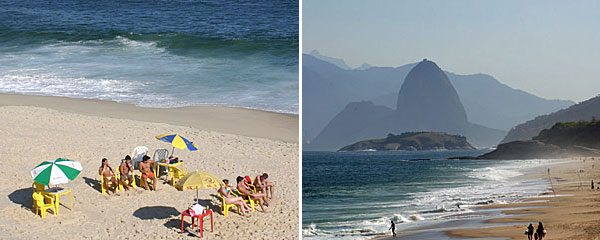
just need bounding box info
[370,157,600,240]
[0,93,298,143]
[447,156,600,239]
[0,94,298,239]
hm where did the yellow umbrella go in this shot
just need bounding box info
[175,171,223,203]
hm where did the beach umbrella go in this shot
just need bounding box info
[30,158,83,186]
[156,133,198,155]
[175,171,223,203]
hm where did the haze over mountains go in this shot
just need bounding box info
[303,52,575,151]
[502,95,600,143]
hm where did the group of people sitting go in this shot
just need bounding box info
[98,155,158,194]
[217,173,275,217]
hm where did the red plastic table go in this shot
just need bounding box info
[181,209,213,237]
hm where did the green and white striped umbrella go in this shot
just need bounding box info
[30,158,83,186]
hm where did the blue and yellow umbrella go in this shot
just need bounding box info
[156,133,198,155]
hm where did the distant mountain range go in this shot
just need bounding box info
[303,53,574,150]
[501,95,600,143]
[308,59,507,150]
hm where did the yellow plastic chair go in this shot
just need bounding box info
[231,189,256,212]
[32,181,46,193]
[169,166,189,185]
[100,173,119,195]
[218,191,241,217]
[116,168,137,190]
[32,192,56,218]
[138,169,156,189]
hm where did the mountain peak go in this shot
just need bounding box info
[396,60,468,132]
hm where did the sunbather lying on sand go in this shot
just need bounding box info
[119,155,134,190]
[218,179,251,217]
[99,158,118,194]
[236,176,269,213]
[254,173,275,199]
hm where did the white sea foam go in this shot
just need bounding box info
[303,159,559,239]
[0,36,299,114]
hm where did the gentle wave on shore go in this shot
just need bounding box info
[0,0,299,114]
[302,150,562,239]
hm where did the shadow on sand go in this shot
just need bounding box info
[82,176,101,193]
[133,206,180,220]
[8,187,34,211]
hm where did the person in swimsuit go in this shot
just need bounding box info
[236,176,269,213]
[254,173,275,200]
[139,155,156,191]
[99,158,118,194]
[218,179,251,217]
[389,220,396,237]
[119,155,134,190]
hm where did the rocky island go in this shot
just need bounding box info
[338,132,476,152]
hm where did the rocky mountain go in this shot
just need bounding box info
[339,132,475,152]
[302,54,573,145]
[501,95,600,143]
[480,120,600,159]
[308,59,506,151]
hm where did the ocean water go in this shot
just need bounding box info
[0,0,298,114]
[302,150,561,239]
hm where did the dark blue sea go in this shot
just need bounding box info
[0,0,298,113]
[302,150,562,239]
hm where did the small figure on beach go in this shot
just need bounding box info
[139,155,157,191]
[592,180,595,190]
[218,179,252,217]
[99,158,118,194]
[254,173,275,199]
[389,220,396,237]
[119,155,134,190]
[526,223,534,240]
[236,176,270,212]
[534,221,546,240]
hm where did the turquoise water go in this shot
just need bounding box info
[302,150,557,239]
[0,0,298,113]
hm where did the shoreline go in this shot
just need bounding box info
[369,158,587,240]
[0,93,298,143]
[0,99,299,238]
[446,156,600,239]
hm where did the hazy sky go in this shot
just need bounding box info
[303,0,600,102]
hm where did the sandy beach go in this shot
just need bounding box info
[371,157,600,240]
[0,93,299,239]
[447,157,600,240]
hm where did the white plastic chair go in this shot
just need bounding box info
[131,146,148,170]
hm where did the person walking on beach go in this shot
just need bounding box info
[526,223,534,240]
[389,220,396,237]
[592,180,595,190]
[536,222,546,240]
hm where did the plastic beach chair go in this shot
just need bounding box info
[231,189,256,212]
[32,192,56,218]
[131,146,148,170]
[218,191,241,216]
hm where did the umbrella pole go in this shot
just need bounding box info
[172,146,175,156]
[196,189,199,203]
